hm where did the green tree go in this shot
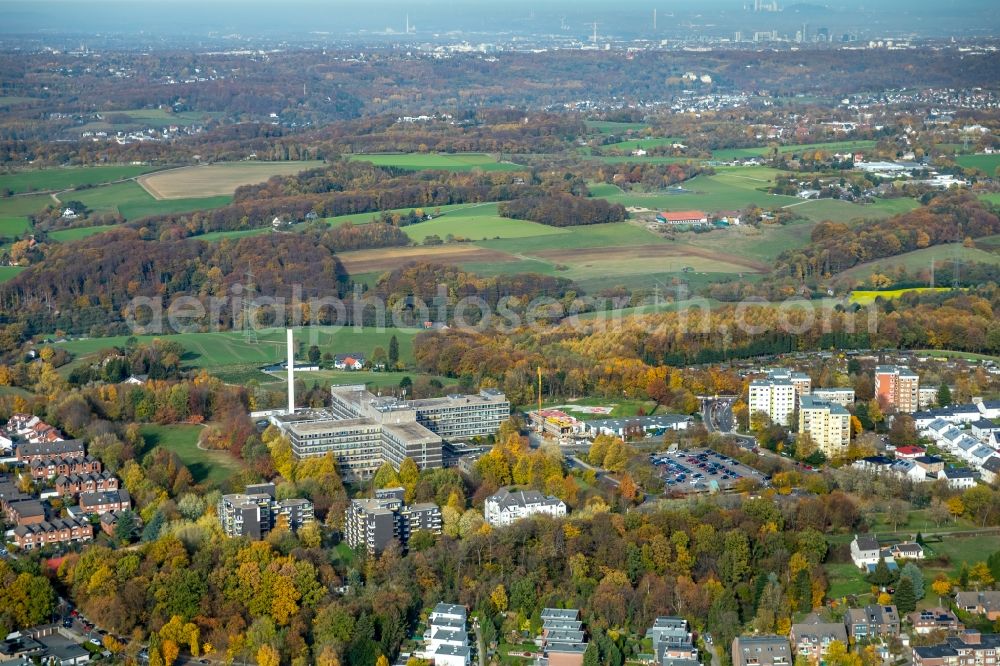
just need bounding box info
[583,643,600,666]
[388,335,400,368]
[867,558,895,587]
[794,568,813,612]
[894,575,917,613]
[113,510,139,544]
[308,345,321,365]
[901,562,924,599]
[937,383,952,407]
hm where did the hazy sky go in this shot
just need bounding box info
[1,0,997,39]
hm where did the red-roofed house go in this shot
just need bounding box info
[895,446,926,459]
[656,210,709,225]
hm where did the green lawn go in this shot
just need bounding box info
[980,193,1000,207]
[70,181,231,220]
[55,326,421,369]
[0,216,31,236]
[348,153,528,172]
[956,154,1000,176]
[587,183,625,197]
[925,535,1000,573]
[679,221,816,264]
[0,266,25,283]
[786,197,917,224]
[138,423,243,486]
[0,165,159,195]
[402,204,568,242]
[824,561,873,599]
[49,225,118,242]
[478,221,664,254]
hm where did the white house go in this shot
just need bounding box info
[850,534,881,569]
[484,488,567,527]
[333,353,365,371]
[939,468,977,490]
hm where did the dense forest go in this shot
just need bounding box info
[498,193,628,227]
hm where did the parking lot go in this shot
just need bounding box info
[651,447,767,493]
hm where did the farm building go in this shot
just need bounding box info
[656,210,709,225]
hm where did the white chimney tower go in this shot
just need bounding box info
[286,328,295,414]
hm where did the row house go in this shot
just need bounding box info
[12,518,93,550]
[912,631,1000,666]
[54,471,118,497]
[78,489,131,515]
[16,440,86,464]
[6,414,65,444]
[29,455,102,480]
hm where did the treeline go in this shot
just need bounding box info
[777,192,1000,280]
[590,161,710,190]
[499,194,627,227]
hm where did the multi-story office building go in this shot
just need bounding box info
[274,385,508,481]
[799,395,851,457]
[748,371,798,429]
[217,483,314,539]
[876,365,920,413]
[344,487,442,554]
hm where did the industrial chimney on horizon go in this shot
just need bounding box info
[286,328,295,414]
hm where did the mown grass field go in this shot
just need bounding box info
[585,120,649,134]
[709,140,878,162]
[0,165,159,195]
[138,423,242,486]
[77,109,223,132]
[138,161,323,199]
[55,326,421,370]
[49,225,119,242]
[0,194,54,217]
[956,153,1000,175]
[70,181,231,220]
[597,137,685,152]
[348,153,527,172]
[605,167,799,212]
[849,287,954,305]
[0,266,25,283]
[0,216,31,236]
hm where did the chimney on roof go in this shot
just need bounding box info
[287,328,295,415]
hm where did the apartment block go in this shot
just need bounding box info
[811,388,856,407]
[647,617,698,666]
[791,615,848,664]
[748,370,799,429]
[731,635,791,666]
[876,365,920,413]
[217,483,314,539]
[344,487,442,555]
[485,488,567,527]
[798,395,851,457]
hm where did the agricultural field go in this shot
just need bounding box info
[138,160,322,199]
[76,109,224,132]
[0,164,159,195]
[0,266,25,283]
[833,244,1000,285]
[138,423,243,486]
[48,225,118,243]
[55,326,421,370]
[585,120,649,134]
[0,193,54,217]
[849,287,954,305]
[70,181,231,220]
[400,204,568,243]
[709,140,878,162]
[0,95,39,108]
[604,167,799,212]
[956,153,1000,175]
[785,197,918,224]
[596,137,685,152]
[348,153,527,172]
[679,220,817,265]
[0,216,31,236]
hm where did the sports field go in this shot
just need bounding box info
[138,161,322,199]
[0,165,160,195]
[348,153,527,172]
[956,154,1000,175]
[849,287,953,305]
[71,181,231,220]
[55,326,421,369]
[138,423,242,486]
